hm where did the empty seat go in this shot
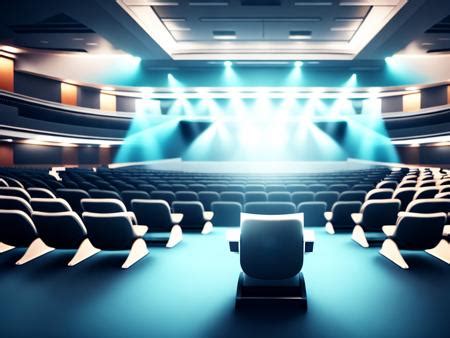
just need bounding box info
[81,198,136,224]
[30,198,72,212]
[137,184,157,194]
[198,191,220,211]
[291,192,315,207]
[297,202,327,228]
[325,201,362,234]
[236,213,306,306]
[268,192,291,202]
[403,198,450,214]
[220,192,245,206]
[308,184,327,193]
[286,184,308,193]
[0,196,33,216]
[56,189,90,214]
[352,184,373,192]
[392,188,416,211]
[365,188,394,201]
[172,184,188,192]
[328,184,349,193]
[315,191,339,211]
[351,199,401,248]
[206,184,227,192]
[436,192,450,199]
[0,187,31,202]
[265,184,286,193]
[172,201,213,234]
[82,212,149,268]
[226,184,245,192]
[379,212,448,269]
[0,178,8,187]
[339,190,366,202]
[121,190,150,210]
[27,188,56,199]
[0,210,42,261]
[245,192,268,203]
[175,191,199,202]
[376,181,398,190]
[417,180,436,188]
[245,184,265,192]
[440,186,450,193]
[188,184,207,192]
[89,189,122,200]
[398,181,416,189]
[131,199,183,248]
[413,187,439,200]
[151,191,176,205]
[211,201,242,227]
[244,202,296,215]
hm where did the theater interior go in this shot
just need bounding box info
[0,1,449,337]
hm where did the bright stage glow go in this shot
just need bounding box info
[294,61,303,68]
[224,61,232,68]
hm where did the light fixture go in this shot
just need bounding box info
[224,60,232,67]
[405,87,418,91]
[294,61,303,68]
[101,86,115,91]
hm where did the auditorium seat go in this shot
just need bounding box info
[315,191,339,211]
[352,184,373,192]
[245,184,265,192]
[211,201,241,227]
[245,192,268,203]
[328,184,349,193]
[286,184,308,192]
[308,184,327,193]
[236,213,306,307]
[440,186,450,193]
[0,178,8,187]
[266,184,286,192]
[365,188,394,201]
[0,210,43,259]
[137,184,157,194]
[413,187,439,200]
[27,188,56,199]
[82,212,149,268]
[172,184,188,192]
[436,192,450,199]
[268,192,291,202]
[198,191,220,211]
[351,199,401,248]
[297,202,327,228]
[398,181,416,189]
[56,189,90,215]
[89,189,122,200]
[30,198,72,212]
[291,192,314,207]
[402,198,450,214]
[172,201,213,234]
[220,192,245,206]
[379,212,448,268]
[81,198,137,224]
[175,191,199,202]
[392,188,417,211]
[121,190,150,210]
[226,184,245,192]
[0,196,33,216]
[376,181,398,190]
[244,202,296,215]
[325,201,362,234]
[151,191,176,205]
[0,187,31,202]
[188,184,207,192]
[339,191,366,202]
[131,199,183,248]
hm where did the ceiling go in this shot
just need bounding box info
[0,0,448,66]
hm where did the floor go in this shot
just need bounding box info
[0,227,448,338]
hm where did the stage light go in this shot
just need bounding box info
[294,61,303,68]
[224,61,232,68]
[344,73,357,87]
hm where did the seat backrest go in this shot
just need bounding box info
[172,201,205,227]
[245,184,265,192]
[0,178,8,187]
[376,181,398,190]
[265,184,287,192]
[198,191,220,211]
[226,184,245,192]
[245,192,268,203]
[188,184,207,192]
[286,184,308,192]
[291,191,314,206]
[30,198,72,212]
[360,199,401,230]
[220,192,245,206]
[297,201,327,227]
[151,191,176,205]
[137,184,157,194]
[339,190,366,202]
[211,201,242,227]
[0,196,33,216]
[315,191,339,211]
[81,198,127,213]
[393,212,447,250]
[56,189,90,214]
[435,192,450,199]
[121,190,150,209]
[244,202,296,215]
[172,184,188,192]
[0,209,37,247]
[89,189,122,200]
[175,191,199,201]
[392,188,417,211]
[352,184,373,192]
[267,192,291,202]
[308,184,327,193]
[27,188,56,199]
[413,187,439,200]
[406,198,450,214]
[330,201,362,228]
[365,188,394,201]
[0,187,31,201]
[240,213,304,280]
[328,184,349,193]
[32,211,87,249]
[82,212,135,249]
[131,199,173,229]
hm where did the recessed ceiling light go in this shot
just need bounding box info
[330,27,357,31]
[421,42,433,46]
[213,31,236,40]
[289,31,312,40]
[224,61,232,67]
[86,42,98,46]
[294,61,303,67]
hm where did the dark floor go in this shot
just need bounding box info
[0,227,448,338]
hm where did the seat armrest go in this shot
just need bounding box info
[203,211,214,221]
[351,213,363,224]
[226,229,240,242]
[304,229,315,242]
[126,211,138,225]
[397,211,406,218]
[324,212,333,221]
[444,225,450,236]
[171,213,183,224]
[132,225,148,237]
[382,225,397,237]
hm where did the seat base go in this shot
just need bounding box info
[235,272,307,308]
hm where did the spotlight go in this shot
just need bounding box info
[294,61,303,68]
[224,61,232,68]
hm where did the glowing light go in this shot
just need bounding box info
[344,73,357,87]
[405,87,418,91]
[224,61,232,68]
[294,61,303,68]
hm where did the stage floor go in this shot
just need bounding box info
[113,159,393,173]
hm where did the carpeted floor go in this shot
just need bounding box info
[0,227,448,338]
